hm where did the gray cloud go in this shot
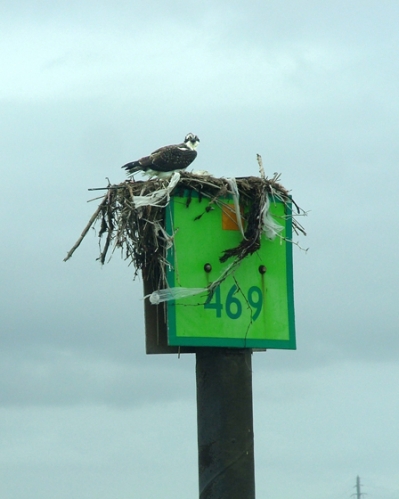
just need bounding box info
[1,1,399,497]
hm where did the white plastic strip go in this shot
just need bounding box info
[153,221,176,250]
[131,172,180,208]
[147,287,208,305]
[225,177,246,239]
[261,196,284,240]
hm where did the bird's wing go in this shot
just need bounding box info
[150,146,197,172]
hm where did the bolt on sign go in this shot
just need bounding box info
[162,191,296,349]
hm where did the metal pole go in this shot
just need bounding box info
[195,348,255,499]
[356,476,362,499]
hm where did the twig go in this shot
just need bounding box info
[233,275,253,346]
[88,186,126,191]
[257,154,266,180]
[87,195,107,203]
[98,190,115,264]
[63,196,107,262]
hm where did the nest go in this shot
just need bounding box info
[64,171,306,292]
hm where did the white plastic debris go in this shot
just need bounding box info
[191,169,211,176]
[225,177,246,239]
[131,172,181,208]
[147,287,208,304]
[261,195,284,240]
[153,221,176,250]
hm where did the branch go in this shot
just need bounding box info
[63,195,107,262]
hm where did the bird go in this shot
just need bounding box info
[122,133,200,179]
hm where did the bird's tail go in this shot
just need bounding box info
[122,160,141,174]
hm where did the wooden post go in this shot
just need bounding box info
[196,348,255,499]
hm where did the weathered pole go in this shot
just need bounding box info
[196,348,255,499]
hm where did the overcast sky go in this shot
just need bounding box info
[1,1,399,498]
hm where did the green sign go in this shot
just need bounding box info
[165,192,296,349]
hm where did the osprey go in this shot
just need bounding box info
[122,133,200,179]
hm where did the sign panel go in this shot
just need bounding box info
[165,192,296,349]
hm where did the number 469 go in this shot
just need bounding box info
[204,285,263,321]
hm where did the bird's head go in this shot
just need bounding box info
[184,133,200,150]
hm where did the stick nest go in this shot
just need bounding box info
[64,172,306,290]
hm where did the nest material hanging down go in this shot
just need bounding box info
[64,171,306,296]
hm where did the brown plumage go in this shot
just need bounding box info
[122,133,200,179]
